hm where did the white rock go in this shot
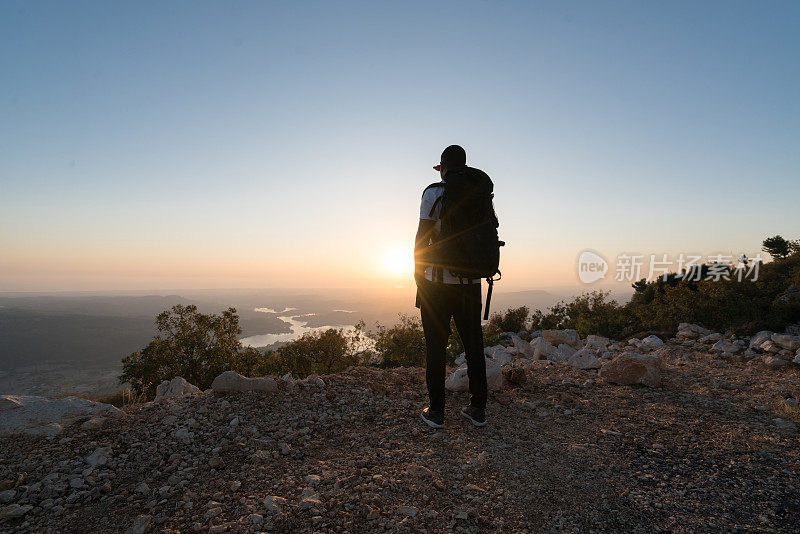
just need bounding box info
[531,337,556,360]
[86,446,111,468]
[264,495,286,513]
[676,323,713,340]
[639,335,664,349]
[490,349,515,364]
[712,339,743,354]
[445,357,502,392]
[154,377,200,402]
[511,335,535,358]
[584,335,610,352]
[131,514,152,534]
[81,417,107,430]
[698,333,722,343]
[548,344,576,363]
[749,330,773,349]
[762,355,788,369]
[567,349,602,370]
[172,427,191,442]
[541,329,582,349]
[302,375,325,388]
[483,345,505,357]
[211,371,278,394]
[299,487,321,509]
[0,395,124,437]
[772,333,800,351]
[759,340,781,353]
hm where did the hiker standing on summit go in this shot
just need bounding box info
[414,145,503,428]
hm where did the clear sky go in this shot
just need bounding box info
[1,1,798,292]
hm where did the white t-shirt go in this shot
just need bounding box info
[419,182,481,284]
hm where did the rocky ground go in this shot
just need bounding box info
[1,341,800,533]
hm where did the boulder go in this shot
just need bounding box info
[131,514,152,534]
[676,323,712,340]
[712,339,743,354]
[531,337,555,360]
[599,353,662,387]
[638,335,664,349]
[511,335,536,358]
[490,349,515,364]
[502,367,527,385]
[0,395,124,437]
[698,332,722,343]
[445,357,502,392]
[567,349,602,370]
[772,334,800,351]
[211,371,278,394]
[86,446,112,468]
[301,375,325,388]
[762,355,788,369]
[759,340,781,353]
[541,329,582,349]
[794,350,800,365]
[584,335,610,352]
[548,344,576,364]
[749,330,773,349]
[483,345,506,357]
[154,377,201,402]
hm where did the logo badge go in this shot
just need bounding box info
[577,250,609,284]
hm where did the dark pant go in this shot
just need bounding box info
[418,280,486,411]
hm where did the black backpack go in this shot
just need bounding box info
[421,166,504,319]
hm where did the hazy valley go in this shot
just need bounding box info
[0,287,572,397]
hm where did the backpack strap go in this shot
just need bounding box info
[483,278,493,321]
[422,182,444,218]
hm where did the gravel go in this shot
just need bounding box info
[0,344,798,532]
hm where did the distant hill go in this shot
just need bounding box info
[489,289,561,313]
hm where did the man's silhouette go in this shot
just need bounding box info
[414,145,487,428]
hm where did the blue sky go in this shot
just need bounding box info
[1,1,798,291]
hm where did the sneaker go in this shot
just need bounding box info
[420,407,444,429]
[461,405,487,427]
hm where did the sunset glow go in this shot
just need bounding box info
[381,246,414,278]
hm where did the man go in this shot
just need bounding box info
[414,145,488,428]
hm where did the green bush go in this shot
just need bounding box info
[528,241,800,339]
[370,315,463,367]
[486,306,530,338]
[120,305,268,398]
[372,314,427,367]
[268,322,370,378]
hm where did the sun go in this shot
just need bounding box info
[382,246,414,277]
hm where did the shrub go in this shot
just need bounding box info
[763,235,792,260]
[529,292,630,338]
[372,314,427,367]
[120,305,267,398]
[371,315,464,367]
[269,322,370,378]
[486,306,530,337]
[529,241,800,340]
